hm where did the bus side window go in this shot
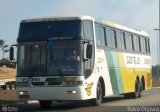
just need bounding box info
[110,29,117,48]
[83,20,93,40]
[83,20,94,40]
[106,28,112,48]
[148,39,151,53]
[140,37,146,53]
[95,24,106,46]
[138,36,141,52]
[145,38,148,53]
[116,30,122,49]
[133,35,140,52]
[125,34,130,50]
[99,26,106,46]
[120,32,126,50]
[137,36,140,52]
[145,38,150,53]
[143,37,147,53]
[95,24,101,45]
[128,34,134,51]
[133,35,137,51]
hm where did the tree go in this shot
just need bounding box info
[0,58,16,68]
[152,65,160,76]
[0,39,9,58]
[0,39,4,47]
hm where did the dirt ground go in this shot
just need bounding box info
[0,90,17,101]
[0,67,16,102]
[0,67,16,79]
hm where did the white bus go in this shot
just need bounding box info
[10,15,152,108]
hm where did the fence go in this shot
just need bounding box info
[152,76,160,87]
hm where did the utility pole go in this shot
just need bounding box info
[154,28,160,80]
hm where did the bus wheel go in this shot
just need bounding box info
[90,81,102,106]
[138,81,142,98]
[39,101,52,108]
[131,80,140,99]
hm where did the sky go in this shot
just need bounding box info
[0,0,159,65]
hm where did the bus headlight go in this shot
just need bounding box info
[19,91,30,99]
[63,81,83,86]
[67,90,77,94]
[19,91,28,95]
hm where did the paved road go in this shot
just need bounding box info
[18,88,160,112]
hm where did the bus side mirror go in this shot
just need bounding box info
[86,44,92,59]
[10,47,14,61]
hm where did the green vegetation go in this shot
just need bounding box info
[0,100,17,104]
[0,39,9,58]
[152,65,160,76]
[0,58,15,68]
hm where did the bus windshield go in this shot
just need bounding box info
[17,42,46,77]
[47,40,82,76]
[17,40,82,77]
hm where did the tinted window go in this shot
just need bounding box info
[95,24,106,46]
[140,37,146,53]
[106,28,112,47]
[110,29,117,48]
[143,38,147,53]
[120,32,126,49]
[95,24,101,45]
[133,35,137,51]
[100,27,106,46]
[116,30,121,49]
[126,34,130,50]
[137,36,140,52]
[128,34,134,51]
[138,37,141,52]
[147,38,150,53]
[83,20,93,40]
[145,38,148,53]
[133,35,140,52]
[19,20,82,38]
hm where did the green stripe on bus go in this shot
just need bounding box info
[105,51,124,94]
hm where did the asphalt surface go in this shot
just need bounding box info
[5,88,160,112]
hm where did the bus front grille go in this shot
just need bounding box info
[31,81,63,86]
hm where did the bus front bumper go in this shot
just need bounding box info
[16,86,90,101]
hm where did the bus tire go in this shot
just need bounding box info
[138,81,142,98]
[39,101,52,108]
[90,81,102,106]
[131,79,140,99]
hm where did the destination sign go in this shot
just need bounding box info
[48,36,73,40]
